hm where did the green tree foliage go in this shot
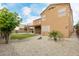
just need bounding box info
[75,21,79,29]
[0,8,21,44]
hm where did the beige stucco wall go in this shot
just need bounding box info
[41,3,73,37]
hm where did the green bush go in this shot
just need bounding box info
[49,31,63,41]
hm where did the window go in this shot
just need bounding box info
[58,8,66,16]
[42,25,50,32]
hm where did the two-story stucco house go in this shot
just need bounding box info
[32,3,73,37]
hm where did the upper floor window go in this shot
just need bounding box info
[58,8,66,16]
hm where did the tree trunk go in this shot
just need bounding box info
[5,35,9,44]
[4,32,10,44]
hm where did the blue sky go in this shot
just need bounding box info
[0,3,79,25]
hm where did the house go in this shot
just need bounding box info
[24,25,34,33]
[14,25,26,33]
[32,3,73,37]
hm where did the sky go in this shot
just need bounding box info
[0,3,79,25]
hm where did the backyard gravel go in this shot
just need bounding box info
[0,33,79,56]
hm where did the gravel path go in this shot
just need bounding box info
[0,34,79,56]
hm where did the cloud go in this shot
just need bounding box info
[1,3,16,8]
[0,3,8,9]
[71,3,79,12]
[0,3,5,9]
[0,3,1,7]
[21,4,48,25]
[71,3,79,25]
[21,15,41,25]
[0,4,3,9]
[6,3,16,6]
[22,7,32,16]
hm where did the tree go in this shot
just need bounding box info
[75,21,79,37]
[0,8,21,44]
[75,21,79,29]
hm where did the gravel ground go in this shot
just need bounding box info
[0,33,79,56]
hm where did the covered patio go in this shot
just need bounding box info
[29,25,41,35]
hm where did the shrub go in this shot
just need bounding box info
[49,31,63,41]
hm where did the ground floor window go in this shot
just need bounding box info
[41,25,50,32]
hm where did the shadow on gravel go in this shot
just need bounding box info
[0,39,31,44]
[0,39,6,44]
[76,35,79,39]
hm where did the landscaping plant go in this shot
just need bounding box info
[49,31,63,41]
